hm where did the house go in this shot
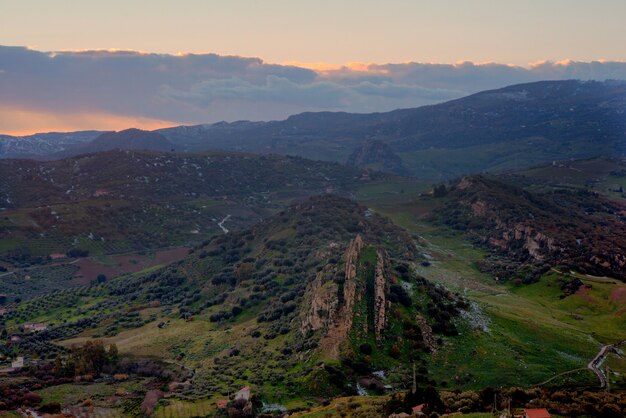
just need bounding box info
[23,322,47,333]
[216,399,229,409]
[524,408,551,418]
[412,404,427,416]
[0,357,25,376]
[234,386,251,401]
[11,356,24,369]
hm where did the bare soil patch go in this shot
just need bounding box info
[74,247,189,282]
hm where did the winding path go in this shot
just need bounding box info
[587,340,625,388]
[218,214,231,234]
[535,339,625,388]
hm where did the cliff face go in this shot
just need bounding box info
[343,234,365,327]
[490,223,558,261]
[301,233,398,358]
[301,234,364,359]
[373,250,388,344]
[301,268,338,333]
[468,201,559,262]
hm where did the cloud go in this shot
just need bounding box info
[161,76,347,108]
[1,45,625,134]
[160,76,461,113]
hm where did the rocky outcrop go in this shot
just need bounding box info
[373,250,388,343]
[415,315,438,354]
[301,268,338,334]
[301,234,364,359]
[343,234,364,323]
[489,223,558,261]
[441,175,626,281]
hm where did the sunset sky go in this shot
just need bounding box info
[1,0,625,134]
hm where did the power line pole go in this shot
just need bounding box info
[412,362,417,395]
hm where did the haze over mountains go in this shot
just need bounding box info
[2,80,624,179]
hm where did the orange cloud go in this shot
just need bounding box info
[0,106,177,136]
[283,61,388,75]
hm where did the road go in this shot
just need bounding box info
[536,339,625,388]
[218,214,231,234]
[587,339,625,388]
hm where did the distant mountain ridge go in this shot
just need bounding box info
[2,80,625,178]
[158,80,626,177]
[77,128,175,154]
[0,130,104,158]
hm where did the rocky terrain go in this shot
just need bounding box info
[435,175,626,281]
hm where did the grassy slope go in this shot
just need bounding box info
[399,137,616,179]
[2,172,624,416]
[38,175,621,394]
[357,182,625,389]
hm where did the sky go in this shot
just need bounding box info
[1,0,625,134]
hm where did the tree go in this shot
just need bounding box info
[108,343,119,364]
[235,263,254,282]
[56,339,119,377]
[433,184,447,198]
[96,274,107,284]
[599,404,622,418]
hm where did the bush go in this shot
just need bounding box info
[66,248,89,258]
[359,343,373,355]
[39,402,62,413]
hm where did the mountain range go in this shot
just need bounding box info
[2,80,625,179]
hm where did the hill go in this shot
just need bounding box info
[434,175,626,282]
[511,156,626,198]
[346,140,409,176]
[0,150,386,300]
[2,195,467,406]
[78,129,175,154]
